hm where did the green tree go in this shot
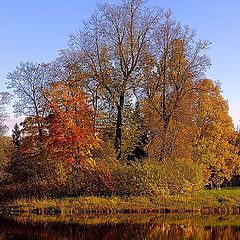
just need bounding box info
[8,123,23,182]
[12,123,21,150]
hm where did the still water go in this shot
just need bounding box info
[0,214,240,240]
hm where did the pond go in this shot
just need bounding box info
[0,213,240,240]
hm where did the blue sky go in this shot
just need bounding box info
[0,0,240,129]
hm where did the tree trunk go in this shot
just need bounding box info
[115,93,124,159]
[37,122,44,156]
[159,118,170,162]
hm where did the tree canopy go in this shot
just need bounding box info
[1,0,239,199]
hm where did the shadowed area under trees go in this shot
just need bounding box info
[0,0,240,200]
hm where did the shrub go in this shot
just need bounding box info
[65,161,114,197]
[112,159,204,196]
[159,159,204,195]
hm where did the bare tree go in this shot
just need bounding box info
[6,61,48,151]
[0,92,11,135]
[70,0,160,159]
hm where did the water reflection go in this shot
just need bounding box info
[0,214,240,240]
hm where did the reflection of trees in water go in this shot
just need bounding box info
[142,224,240,240]
[0,217,240,240]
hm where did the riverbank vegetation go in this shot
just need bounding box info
[1,188,240,215]
[0,0,240,203]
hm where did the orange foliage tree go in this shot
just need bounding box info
[143,34,209,161]
[43,77,99,166]
[193,79,237,188]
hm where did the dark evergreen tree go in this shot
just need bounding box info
[12,123,21,150]
[9,123,24,182]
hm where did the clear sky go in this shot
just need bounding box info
[0,0,240,130]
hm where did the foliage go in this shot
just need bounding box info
[193,79,237,188]
[65,161,114,197]
[43,80,100,165]
[0,93,12,183]
[0,0,239,200]
[70,0,160,159]
[0,136,13,184]
[142,12,210,162]
[2,188,240,215]
[113,159,203,196]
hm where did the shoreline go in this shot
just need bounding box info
[1,189,240,215]
[1,206,240,215]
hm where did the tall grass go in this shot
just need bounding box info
[1,188,240,215]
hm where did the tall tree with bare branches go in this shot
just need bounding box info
[6,61,48,155]
[70,0,160,159]
[143,10,211,161]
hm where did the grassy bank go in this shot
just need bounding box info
[1,188,240,215]
[2,213,240,227]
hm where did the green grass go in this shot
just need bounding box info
[1,188,240,215]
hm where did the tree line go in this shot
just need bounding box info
[0,0,240,199]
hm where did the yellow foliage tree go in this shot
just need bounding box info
[193,79,237,188]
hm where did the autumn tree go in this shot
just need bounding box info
[142,10,210,161]
[0,92,11,135]
[193,79,237,188]
[0,136,13,184]
[42,58,99,166]
[0,92,12,183]
[70,0,160,159]
[230,128,240,186]
[6,61,49,155]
